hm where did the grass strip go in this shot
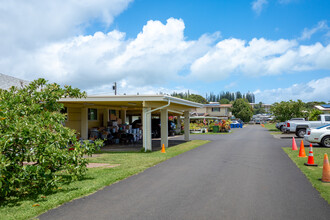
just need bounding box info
[0,140,210,220]
[263,123,279,132]
[283,147,330,204]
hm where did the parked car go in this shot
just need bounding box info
[276,118,305,133]
[285,114,330,138]
[304,124,330,147]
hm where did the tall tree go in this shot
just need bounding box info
[270,100,308,122]
[254,102,266,114]
[232,98,253,122]
[219,98,230,104]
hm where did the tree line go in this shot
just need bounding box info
[270,100,327,122]
[171,91,256,104]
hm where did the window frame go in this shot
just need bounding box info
[211,107,220,112]
[88,108,98,121]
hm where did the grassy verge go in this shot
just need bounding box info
[263,123,278,131]
[0,140,209,220]
[264,123,282,134]
[283,147,330,204]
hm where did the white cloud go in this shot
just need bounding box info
[252,0,268,15]
[300,20,329,40]
[254,77,330,103]
[224,82,237,89]
[1,2,330,97]
[0,0,132,60]
[2,18,216,91]
[190,38,330,80]
[85,79,196,96]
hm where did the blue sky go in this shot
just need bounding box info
[0,0,329,103]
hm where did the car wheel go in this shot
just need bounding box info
[280,126,285,133]
[321,136,330,148]
[296,128,306,138]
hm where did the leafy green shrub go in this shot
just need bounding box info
[0,79,103,199]
[309,109,323,121]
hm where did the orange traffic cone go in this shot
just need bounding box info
[292,137,298,150]
[298,140,307,157]
[161,144,166,153]
[321,154,330,183]
[304,144,318,166]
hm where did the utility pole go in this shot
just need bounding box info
[113,82,117,95]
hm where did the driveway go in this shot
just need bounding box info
[39,125,330,220]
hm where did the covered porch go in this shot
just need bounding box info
[59,95,203,151]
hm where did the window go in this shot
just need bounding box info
[212,107,220,112]
[88,108,98,120]
[325,116,330,122]
[110,110,116,116]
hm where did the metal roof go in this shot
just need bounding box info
[0,73,29,90]
[59,95,204,109]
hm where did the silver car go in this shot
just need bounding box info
[304,124,330,147]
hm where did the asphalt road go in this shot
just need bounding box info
[39,125,330,220]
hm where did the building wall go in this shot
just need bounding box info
[64,107,115,136]
[88,109,103,129]
[196,107,206,114]
[64,107,81,134]
[196,106,231,117]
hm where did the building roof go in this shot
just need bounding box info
[60,95,203,108]
[0,73,29,90]
[59,95,203,115]
[315,105,330,111]
[220,104,232,107]
[204,103,220,107]
[203,103,232,107]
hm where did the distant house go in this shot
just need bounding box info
[194,102,232,119]
[0,73,29,90]
[250,103,272,113]
[315,105,330,114]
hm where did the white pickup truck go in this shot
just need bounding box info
[285,114,330,138]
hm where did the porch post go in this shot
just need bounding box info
[161,108,168,148]
[81,107,88,139]
[121,109,127,124]
[184,110,190,141]
[103,108,109,127]
[143,107,152,151]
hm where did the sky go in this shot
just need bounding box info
[0,0,329,104]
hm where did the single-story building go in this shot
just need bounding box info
[193,102,232,119]
[250,103,272,113]
[59,95,203,151]
[315,105,330,114]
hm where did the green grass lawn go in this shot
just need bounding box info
[0,140,209,220]
[263,123,278,131]
[263,123,282,134]
[283,147,330,204]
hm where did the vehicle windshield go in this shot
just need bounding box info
[316,124,330,129]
